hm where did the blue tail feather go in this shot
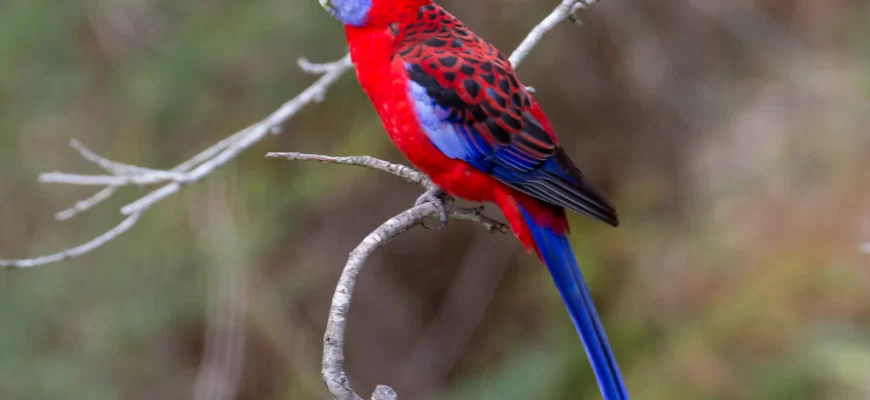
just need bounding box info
[521,209,629,400]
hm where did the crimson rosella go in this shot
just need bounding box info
[319,0,628,398]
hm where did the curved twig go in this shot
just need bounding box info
[322,203,507,400]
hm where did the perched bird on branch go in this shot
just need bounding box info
[319,0,628,398]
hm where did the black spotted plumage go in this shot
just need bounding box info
[397,3,617,225]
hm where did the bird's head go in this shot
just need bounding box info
[319,0,431,27]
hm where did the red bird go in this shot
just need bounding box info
[320,0,628,398]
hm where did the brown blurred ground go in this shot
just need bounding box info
[1,0,868,399]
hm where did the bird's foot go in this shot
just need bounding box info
[415,186,452,229]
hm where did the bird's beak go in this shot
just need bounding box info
[319,0,333,12]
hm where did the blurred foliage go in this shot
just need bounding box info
[1,0,869,399]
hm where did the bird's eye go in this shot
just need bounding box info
[388,23,399,36]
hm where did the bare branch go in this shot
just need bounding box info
[119,55,352,216]
[266,152,427,186]
[0,55,351,267]
[299,57,348,75]
[69,139,176,177]
[0,213,141,269]
[54,130,256,220]
[40,172,178,186]
[509,0,601,66]
[55,186,120,221]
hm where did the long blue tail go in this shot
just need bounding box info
[521,210,629,400]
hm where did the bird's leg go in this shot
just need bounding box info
[415,185,452,228]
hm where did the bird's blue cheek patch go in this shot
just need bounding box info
[329,0,372,27]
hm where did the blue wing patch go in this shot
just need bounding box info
[408,76,483,161]
[403,62,619,226]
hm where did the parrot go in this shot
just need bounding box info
[318,0,628,398]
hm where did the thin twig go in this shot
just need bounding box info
[69,139,178,177]
[39,172,179,186]
[0,56,351,267]
[54,129,255,220]
[120,56,352,216]
[266,152,428,187]
[0,213,141,269]
[55,186,119,221]
[509,0,601,66]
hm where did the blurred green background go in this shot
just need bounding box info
[1,0,869,399]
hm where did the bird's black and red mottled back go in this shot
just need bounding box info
[395,3,618,226]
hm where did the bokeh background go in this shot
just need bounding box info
[1,0,869,399]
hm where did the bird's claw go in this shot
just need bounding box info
[415,186,451,229]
